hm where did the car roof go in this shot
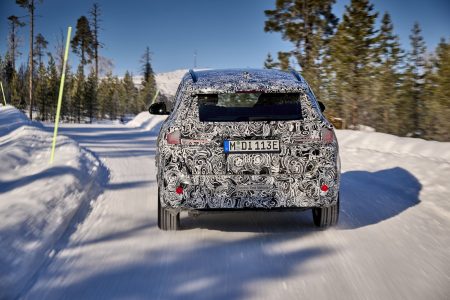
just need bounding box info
[182,68,309,93]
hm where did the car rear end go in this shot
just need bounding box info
[160,68,339,209]
[154,69,340,229]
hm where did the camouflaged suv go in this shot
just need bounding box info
[149,69,340,230]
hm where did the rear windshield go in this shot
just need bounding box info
[197,92,302,122]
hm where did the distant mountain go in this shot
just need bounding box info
[155,69,188,97]
[128,69,187,101]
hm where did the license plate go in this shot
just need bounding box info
[236,185,272,191]
[224,139,280,153]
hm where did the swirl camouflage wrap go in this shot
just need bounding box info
[154,69,340,211]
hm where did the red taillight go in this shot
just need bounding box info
[175,186,183,195]
[166,130,181,145]
[321,128,335,144]
[321,184,329,192]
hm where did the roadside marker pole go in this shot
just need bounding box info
[0,81,6,106]
[50,26,72,164]
[151,89,160,105]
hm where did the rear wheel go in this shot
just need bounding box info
[157,188,180,231]
[312,195,339,228]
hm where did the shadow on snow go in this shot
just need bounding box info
[338,167,421,229]
[31,231,332,300]
[183,167,421,231]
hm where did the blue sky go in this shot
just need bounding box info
[1,0,449,75]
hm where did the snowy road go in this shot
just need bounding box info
[24,122,450,300]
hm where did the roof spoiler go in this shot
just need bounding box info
[289,68,303,82]
[189,69,198,83]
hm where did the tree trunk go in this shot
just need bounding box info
[29,0,35,120]
[12,23,16,70]
[94,48,98,79]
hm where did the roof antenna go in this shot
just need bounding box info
[189,69,198,83]
[194,50,197,69]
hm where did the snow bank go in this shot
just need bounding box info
[336,130,450,163]
[0,106,105,299]
[126,111,167,132]
[91,119,123,125]
[0,106,40,135]
[348,124,376,132]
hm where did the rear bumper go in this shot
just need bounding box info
[160,174,339,210]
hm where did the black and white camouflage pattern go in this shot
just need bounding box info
[155,69,340,210]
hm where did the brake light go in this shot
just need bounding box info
[166,130,181,145]
[321,128,335,144]
[176,186,184,195]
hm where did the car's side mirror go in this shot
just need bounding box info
[318,101,326,113]
[149,102,170,115]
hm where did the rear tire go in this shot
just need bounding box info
[312,195,339,228]
[157,188,180,231]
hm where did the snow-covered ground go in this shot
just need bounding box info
[0,106,106,299]
[125,111,167,132]
[12,112,447,300]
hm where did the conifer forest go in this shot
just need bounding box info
[1,0,449,141]
[1,1,159,124]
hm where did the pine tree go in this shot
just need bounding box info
[141,47,155,84]
[55,29,67,75]
[264,53,277,69]
[277,52,291,70]
[423,39,450,141]
[265,0,338,93]
[401,22,427,136]
[33,33,48,120]
[73,65,85,122]
[122,71,138,114]
[9,73,21,108]
[111,84,120,120]
[0,54,4,80]
[139,47,157,109]
[16,0,42,120]
[3,57,15,105]
[46,54,59,121]
[71,16,94,75]
[97,73,110,118]
[61,72,73,122]
[328,0,378,127]
[1,54,10,106]
[34,33,48,67]
[7,15,25,71]
[13,64,28,110]
[89,3,102,80]
[97,72,120,119]
[71,16,95,122]
[84,69,97,123]
[116,78,127,118]
[373,12,403,134]
[0,55,4,92]
[53,30,72,121]
[35,60,48,120]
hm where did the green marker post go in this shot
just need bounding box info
[50,26,72,164]
[151,89,160,105]
[0,81,6,106]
